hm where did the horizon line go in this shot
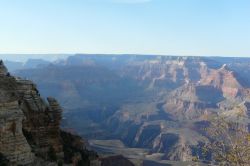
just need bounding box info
[0,53,250,58]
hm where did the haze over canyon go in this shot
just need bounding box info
[2,54,249,165]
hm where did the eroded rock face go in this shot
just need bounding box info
[0,62,34,165]
[200,64,242,99]
[6,75,64,161]
[0,60,8,76]
[0,61,99,165]
[0,101,34,165]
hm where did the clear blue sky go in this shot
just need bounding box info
[0,0,250,57]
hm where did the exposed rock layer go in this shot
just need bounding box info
[13,55,250,162]
[0,61,99,165]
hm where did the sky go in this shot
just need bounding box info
[0,0,250,60]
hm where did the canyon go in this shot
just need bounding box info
[6,54,250,165]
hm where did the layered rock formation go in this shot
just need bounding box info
[0,101,34,165]
[199,64,242,99]
[13,55,250,163]
[0,61,99,165]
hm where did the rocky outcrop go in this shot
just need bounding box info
[13,77,64,160]
[0,61,99,165]
[0,60,8,76]
[0,101,34,165]
[0,62,35,165]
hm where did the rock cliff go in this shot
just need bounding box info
[0,61,99,165]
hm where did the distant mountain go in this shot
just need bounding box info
[24,58,51,68]
[4,58,51,72]
[0,54,69,62]
[3,60,23,72]
[15,54,250,164]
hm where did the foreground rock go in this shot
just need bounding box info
[0,61,101,165]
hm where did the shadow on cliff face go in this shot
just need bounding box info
[100,155,135,166]
[60,131,98,165]
[0,153,9,166]
[142,160,171,166]
[196,86,224,104]
[136,125,161,148]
